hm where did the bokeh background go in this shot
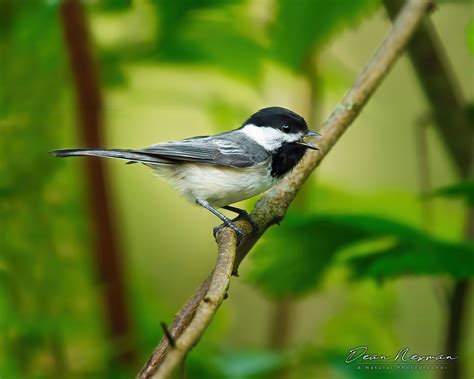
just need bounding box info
[1,0,473,378]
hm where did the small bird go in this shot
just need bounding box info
[51,107,320,242]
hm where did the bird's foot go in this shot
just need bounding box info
[231,211,259,236]
[213,221,245,245]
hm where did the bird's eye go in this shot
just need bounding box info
[282,124,291,133]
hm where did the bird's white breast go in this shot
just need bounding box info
[152,160,276,208]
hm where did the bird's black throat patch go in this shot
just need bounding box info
[270,143,307,178]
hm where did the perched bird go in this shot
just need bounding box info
[51,106,320,242]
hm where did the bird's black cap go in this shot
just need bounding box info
[242,106,309,134]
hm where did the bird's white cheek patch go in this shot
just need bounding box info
[240,124,299,150]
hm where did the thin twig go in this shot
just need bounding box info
[137,278,212,378]
[159,322,176,348]
[137,1,433,377]
[415,116,451,308]
[415,115,434,231]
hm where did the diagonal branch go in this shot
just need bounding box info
[137,277,212,378]
[137,0,433,377]
[137,229,236,379]
[233,0,435,274]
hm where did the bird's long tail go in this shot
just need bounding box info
[50,148,163,165]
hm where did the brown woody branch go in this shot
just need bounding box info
[59,0,136,367]
[383,2,473,379]
[383,0,472,177]
[137,0,433,377]
[138,229,236,378]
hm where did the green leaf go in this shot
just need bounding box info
[150,1,265,82]
[246,213,374,298]
[159,17,265,81]
[270,0,378,70]
[347,240,474,280]
[426,181,474,205]
[152,0,241,53]
[246,213,474,298]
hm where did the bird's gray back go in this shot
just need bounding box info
[141,130,270,168]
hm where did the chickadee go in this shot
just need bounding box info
[51,106,320,242]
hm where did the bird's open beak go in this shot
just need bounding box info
[306,130,321,137]
[297,130,321,150]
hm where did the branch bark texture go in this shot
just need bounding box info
[138,230,236,379]
[138,0,433,377]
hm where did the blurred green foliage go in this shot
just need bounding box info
[269,0,378,70]
[187,349,287,379]
[0,1,107,378]
[94,0,132,13]
[246,213,367,298]
[468,21,474,54]
[90,0,378,82]
[296,348,425,379]
[246,213,474,298]
[427,180,474,205]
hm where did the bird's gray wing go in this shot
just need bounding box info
[139,134,269,168]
